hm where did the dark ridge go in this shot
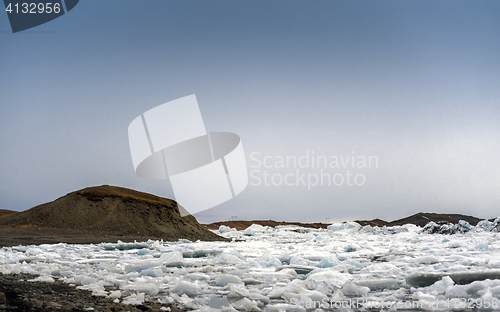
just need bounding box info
[0,209,18,221]
[205,213,492,230]
[354,218,390,227]
[388,212,483,227]
[0,185,226,247]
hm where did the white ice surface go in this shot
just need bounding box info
[1,222,500,311]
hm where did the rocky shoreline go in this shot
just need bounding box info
[0,273,184,312]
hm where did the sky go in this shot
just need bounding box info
[1,0,499,223]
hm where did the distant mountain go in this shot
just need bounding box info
[356,212,485,227]
[204,212,490,230]
[0,185,225,246]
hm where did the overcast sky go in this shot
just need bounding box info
[1,0,499,223]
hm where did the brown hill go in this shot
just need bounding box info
[0,185,226,246]
[355,212,485,227]
[0,209,18,221]
[387,212,484,227]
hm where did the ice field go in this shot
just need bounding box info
[1,219,500,311]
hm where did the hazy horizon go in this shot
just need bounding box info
[2,1,499,223]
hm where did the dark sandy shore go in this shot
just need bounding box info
[0,273,185,312]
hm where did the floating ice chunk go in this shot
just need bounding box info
[160,251,185,267]
[344,244,357,252]
[276,265,315,275]
[419,276,455,295]
[114,241,149,250]
[137,249,151,256]
[227,283,251,298]
[216,274,242,286]
[341,280,370,297]
[343,258,363,269]
[207,296,231,309]
[249,292,269,302]
[122,277,160,295]
[122,292,145,305]
[282,291,298,303]
[125,260,161,273]
[260,257,282,268]
[171,293,199,309]
[489,285,500,296]
[222,305,238,312]
[477,220,492,229]
[306,270,350,290]
[172,281,203,297]
[74,275,97,286]
[189,265,215,273]
[267,279,306,299]
[413,256,439,264]
[330,289,346,301]
[28,275,54,283]
[231,297,261,311]
[140,267,163,277]
[458,220,472,230]
[316,255,340,268]
[219,225,231,233]
[421,220,472,234]
[289,256,307,266]
[466,280,490,296]
[490,261,500,268]
[405,273,444,288]
[327,222,360,232]
[108,290,121,299]
[77,283,108,296]
[217,254,243,265]
[276,268,297,276]
[243,224,269,236]
[243,279,264,285]
[448,241,461,248]
[102,243,117,250]
[298,288,328,302]
[476,242,489,250]
[357,279,399,291]
[185,273,210,281]
[326,223,342,232]
[277,252,291,264]
[484,217,500,232]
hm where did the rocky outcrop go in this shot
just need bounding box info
[0,185,226,244]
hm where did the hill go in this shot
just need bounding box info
[355,212,485,227]
[0,209,18,221]
[0,185,225,246]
